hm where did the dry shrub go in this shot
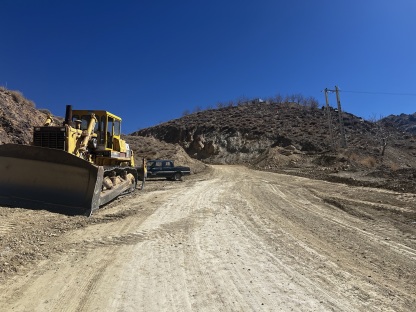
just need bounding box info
[359,156,377,168]
[8,89,36,107]
[38,108,51,115]
[10,90,25,103]
[347,152,360,162]
[389,162,400,171]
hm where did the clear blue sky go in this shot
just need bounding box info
[1,0,415,134]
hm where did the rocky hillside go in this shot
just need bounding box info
[0,87,48,144]
[382,113,416,135]
[132,102,416,164]
[132,102,416,193]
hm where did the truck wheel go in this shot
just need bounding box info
[173,172,182,181]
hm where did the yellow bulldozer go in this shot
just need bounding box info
[0,105,138,216]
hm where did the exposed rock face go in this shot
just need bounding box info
[0,88,47,144]
[132,103,408,164]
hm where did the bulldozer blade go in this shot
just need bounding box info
[0,144,104,215]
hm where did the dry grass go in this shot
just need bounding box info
[346,152,359,162]
[389,162,400,172]
[359,156,377,168]
[3,89,36,108]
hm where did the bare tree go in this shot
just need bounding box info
[274,94,283,104]
[236,96,250,106]
[368,114,391,157]
[293,93,305,105]
[306,96,319,109]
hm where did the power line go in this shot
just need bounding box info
[340,90,416,96]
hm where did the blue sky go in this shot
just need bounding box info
[1,0,415,134]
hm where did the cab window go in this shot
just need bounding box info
[114,119,121,136]
[81,115,91,130]
[107,117,114,148]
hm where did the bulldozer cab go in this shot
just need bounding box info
[71,110,122,152]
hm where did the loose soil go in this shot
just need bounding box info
[0,166,415,311]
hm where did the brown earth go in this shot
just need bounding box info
[125,135,207,174]
[0,166,415,311]
[0,87,47,144]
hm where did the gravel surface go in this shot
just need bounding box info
[0,166,415,311]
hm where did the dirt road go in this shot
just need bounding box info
[0,165,415,311]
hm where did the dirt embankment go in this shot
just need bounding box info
[0,166,415,311]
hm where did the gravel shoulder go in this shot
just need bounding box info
[0,165,415,311]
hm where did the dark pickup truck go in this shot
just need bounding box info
[146,160,191,181]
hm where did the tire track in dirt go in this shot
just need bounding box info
[231,167,415,311]
[216,176,358,311]
[52,250,117,312]
[264,182,416,260]
[0,166,415,311]
[0,220,15,235]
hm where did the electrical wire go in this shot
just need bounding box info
[340,90,416,96]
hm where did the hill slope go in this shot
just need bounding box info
[132,102,416,192]
[382,113,416,135]
[0,87,47,144]
[132,102,416,164]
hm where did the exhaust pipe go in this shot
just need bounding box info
[64,105,72,126]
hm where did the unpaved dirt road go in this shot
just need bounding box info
[0,165,415,311]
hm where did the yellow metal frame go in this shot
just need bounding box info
[71,110,134,167]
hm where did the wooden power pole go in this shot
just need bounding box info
[323,86,347,148]
[335,86,347,148]
[324,88,335,149]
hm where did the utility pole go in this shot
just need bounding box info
[323,86,347,149]
[335,86,347,148]
[324,88,335,149]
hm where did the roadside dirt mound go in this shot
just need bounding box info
[250,143,416,193]
[125,135,207,174]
